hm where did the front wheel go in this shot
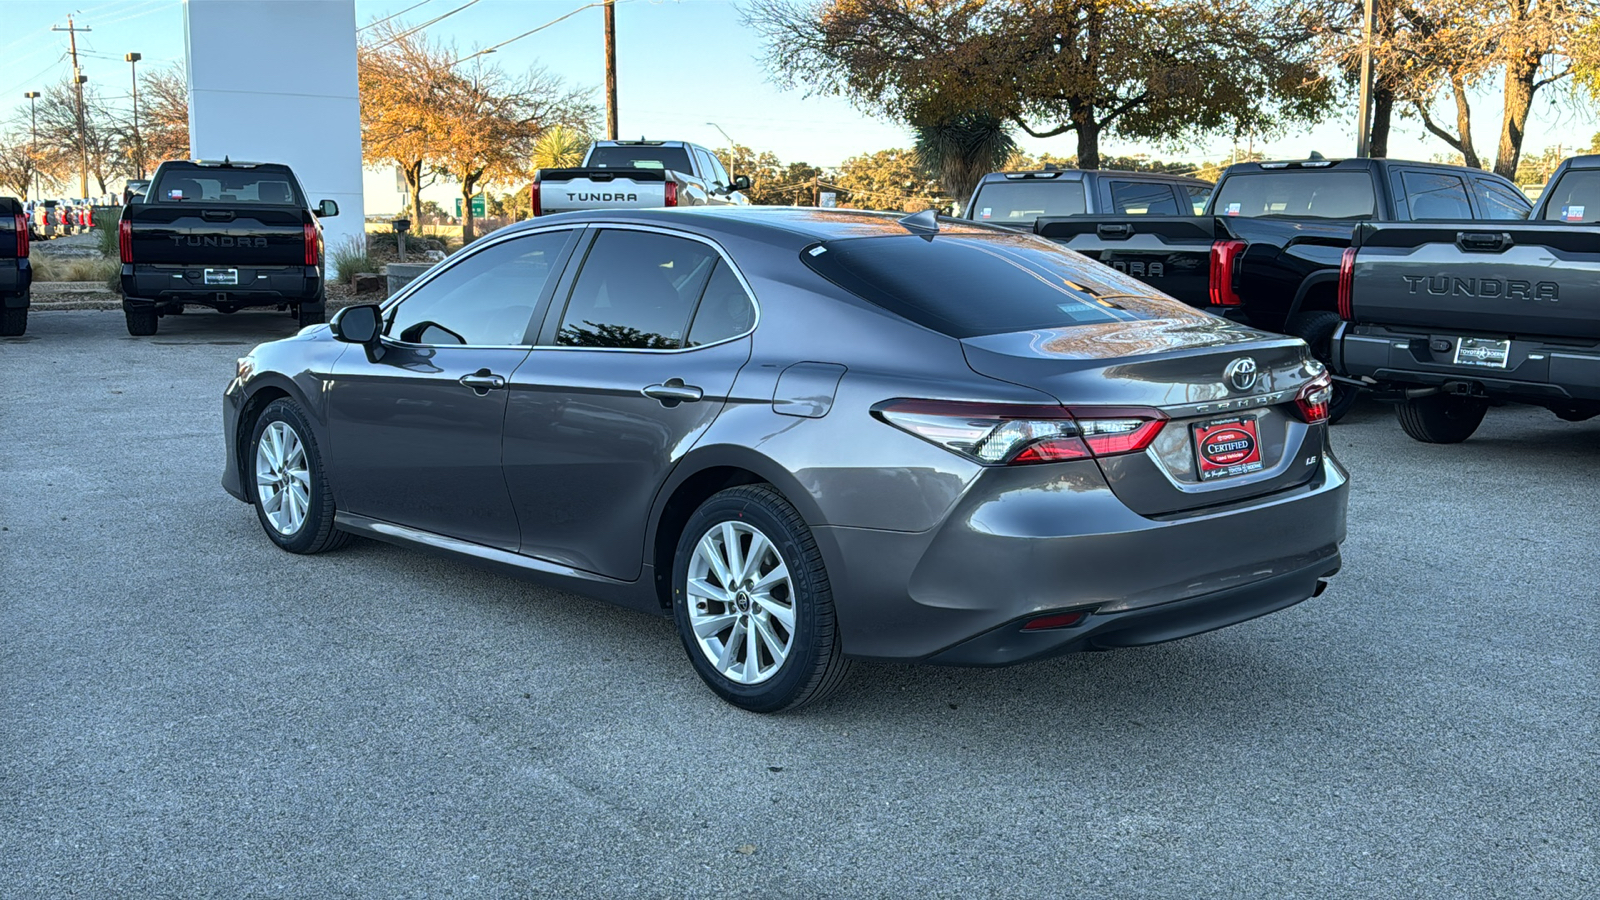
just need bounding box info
[672,485,850,712]
[1286,310,1359,424]
[1396,393,1488,444]
[248,398,351,554]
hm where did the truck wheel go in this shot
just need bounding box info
[1286,310,1359,424]
[124,302,158,336]
[297,301,326,327]
[1,306,25,337]
[1396,393,1488,444]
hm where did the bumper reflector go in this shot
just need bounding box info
[1022,611,1087,631]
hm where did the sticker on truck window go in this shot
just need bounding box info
[981,207,992,219]
[168,189,184,200]
[1225,202,1241,216]
[1563,205,1585,221]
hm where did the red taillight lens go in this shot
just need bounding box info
[530,180,542,216]
[1294,370,1334,424]
[873,400,1167,466]
[304,223,319,266]
[664,181,678,207]
[1022,611,1087,631]
[1209,239,1246,307]
[118,218,132,263]
[14,214,27,258]
[1337,246,1357,320]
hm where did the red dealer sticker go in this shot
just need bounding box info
[1193,416,1263,481]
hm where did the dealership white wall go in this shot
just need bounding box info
[184,0,365,276]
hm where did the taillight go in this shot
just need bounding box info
[1337,246,1356,320]
[118,218,133,263]
[304,223,319,266]
[873,400,1167,465]
[14,214,27,258]
[1293,370,1334,424]
[1208,239,1246,306]
[664,181,678,207]
[530,180,542,216]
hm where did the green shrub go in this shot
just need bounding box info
[94,223,117,258]
[328,234,375,283]
[33,256,120,283]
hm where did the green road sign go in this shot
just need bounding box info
[454,194,487,217]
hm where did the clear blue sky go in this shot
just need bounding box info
[4,0,1597,211]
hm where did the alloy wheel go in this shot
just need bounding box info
[686,521,795,685]
[254,420,311,535]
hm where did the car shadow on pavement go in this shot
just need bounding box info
[130,307,306,343]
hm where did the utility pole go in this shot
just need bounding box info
[1355,0,1376,157]
[603,0,617,140]
[23,91,40,203]
[126,52,143,179]
[52,16,92,197]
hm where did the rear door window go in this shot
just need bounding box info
[1184,183,1212,214]
[1539,169,1600,222]
[151,167,302,205]
[386,230,575,346]
[692,148,720,185]
[550,229,718,349]
[968,179,1086,224]
[686,261,756,346]
[586,146,694,173]
[1474,179,1532,220]
[1107,180,1181,215]
[1399,170,1474,219]
[1212,172,1376,218]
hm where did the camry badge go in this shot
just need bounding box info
[1224,357,1260,392]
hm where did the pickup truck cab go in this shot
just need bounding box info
[1333,155,1600,442]
[1037,157,1532,420]
[1,196,31,336]
[531,140,750,216]
[962,168,1212,226]
[118,159,337,336]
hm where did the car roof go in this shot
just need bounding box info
[1558,154,1600,170]
[976,168,1210,185]
[507,206,1006,245]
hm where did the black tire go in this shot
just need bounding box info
[246,398,352,554]
[1396,393,1488,444]
[124,301,157,336]
[0,305,25,337]
[1286,310,1359,424]
[297,301,326,327]
[672,484,851,713]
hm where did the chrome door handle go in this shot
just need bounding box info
[642,379,703,405]
[459,370,506,394]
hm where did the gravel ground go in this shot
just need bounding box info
[2,310,1596,899]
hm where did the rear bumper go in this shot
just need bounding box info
[817,452,1349,663]
[1336,323,1600,402]
[122,263,322,310]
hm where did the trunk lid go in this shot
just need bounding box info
[127,204,308,267]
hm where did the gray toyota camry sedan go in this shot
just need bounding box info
[222,207,1348,712]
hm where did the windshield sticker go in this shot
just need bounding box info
[1564,205,1585,221]
[1225,202,1242,216]
[168,189,184,200]
[981,207,992,219]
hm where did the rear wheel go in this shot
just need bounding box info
[124,301,157,336]
[248,398,351,554]
[672,485,850,712]
[0,305,25,337]
[1396,393,1488,444]
[1286,310,1359,423]
[297,300,326,327]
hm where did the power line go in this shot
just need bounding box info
[369,0,485,50]
[451,1,621,66]
[360,0,438,33]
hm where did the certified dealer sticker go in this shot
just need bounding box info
[1193,416,1264,481]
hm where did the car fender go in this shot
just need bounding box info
[642,441,828,557]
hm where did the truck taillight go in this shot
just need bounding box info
[530,181,542,216]
[304,223,320,266]
[14,214,27,258]
[1337,247,1356,320]
[118,218,133,263]
[1208,239,1246,306]
[664,181,678,208]
[873,400,1167,465]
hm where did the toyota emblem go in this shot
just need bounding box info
[1224,357,1260,392]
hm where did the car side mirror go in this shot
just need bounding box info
[731,175,751,192]
[317,199,339,218]
[331,303,380,344]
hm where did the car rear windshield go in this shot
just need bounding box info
[1539,169,1600,222]
[586,146,694,172]
[151,167,303,205]
[1213,171,1376,219]
[803,232,1191,339]
[969,180,1087,224]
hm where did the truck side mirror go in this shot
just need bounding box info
[317,199,340,218]
[731,175,751,192]
[331,303,380,344]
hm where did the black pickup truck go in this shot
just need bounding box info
[1036,158,1533,419]
[1332,155,1600,443]
[961,167,1213,226]
[119,159,338,336]
[1,196,31,336]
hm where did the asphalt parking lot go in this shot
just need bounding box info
[3,309,1596,898]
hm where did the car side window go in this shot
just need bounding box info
[709,153,733,189]
[1108,180,1180,215]
[693,148,721,187]
[1475,179,1532,220]
[386,230,571,346]
[1400,170,1474,220]
[551,230,718,350]
[686,261,756,347]
[1185,184,1212,214]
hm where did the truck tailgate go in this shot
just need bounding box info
[537,167,670,214]
[1351,223,1600,340]
[1035,215,1216,306]
[127,205,308,267]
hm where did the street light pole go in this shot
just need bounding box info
[126,52,143,179]
[705,122,736,148]
[23,91,40,203]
